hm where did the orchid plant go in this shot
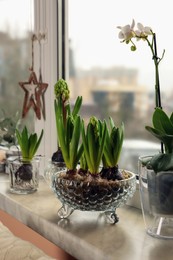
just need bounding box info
[117,20,173,172]
[117,19,164,110]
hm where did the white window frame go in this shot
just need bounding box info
[34,0,59,170]
[33,0,69,172]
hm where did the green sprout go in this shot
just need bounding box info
[82,116,107,174]
[54,79,82,145]
[53,79,82,164]
[15,126,44,162]
[55,96,83,171]
[79,153,88,172]
[103,118,124,168]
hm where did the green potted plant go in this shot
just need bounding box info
[117,19,173,238]
[44,79,136,223]
[0,110,20,147]
[8,126,43,194]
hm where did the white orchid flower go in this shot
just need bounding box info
[135,23,152,39]
[117,19,135,41]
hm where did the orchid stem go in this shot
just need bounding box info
[153,33,164,153]
[153,33,162,109]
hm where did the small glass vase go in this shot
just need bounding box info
[44,159,66,187]
[139,155,173,239]
[8,156,40,194]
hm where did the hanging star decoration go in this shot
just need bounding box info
[19,70,48,120]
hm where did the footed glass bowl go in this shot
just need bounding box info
[44,164,136,224]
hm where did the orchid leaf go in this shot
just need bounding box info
[145,126,173,153]
[170,112,173,125]
[153,108,173,134]
[149,153,173,172]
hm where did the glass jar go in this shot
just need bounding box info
[44,159,66,188]
[8,156,40,194]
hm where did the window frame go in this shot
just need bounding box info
[34,0,59,167]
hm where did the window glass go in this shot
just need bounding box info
[68,0,172,173]
[0,0,34,147]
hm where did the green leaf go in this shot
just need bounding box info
[145,126,173,153]
[66,116,73,152]
[57,115,69,166]
[82,118,107,174]
[103,144,114,166]
[81,120,93,171]
[150,153,173,172]
[114,123,124,163]
[21,127,29,159]
[110,127,118,147]
[72,96,82,118]
[75,144,84,168]
[109,116,115,129]
[87,123,96,171]
[15,127,43,162]
[80,152,88,170]
[69,116,81,169]
[113,130,121,163]
[96,121,106,169]
[54,99,60,142]
[31,130,44,158]
[15,129,22,148]
[170,112,173,125]
[103,122,124,167]
[103,126,114,166]
[153,108,173,134]
[28,133,37,160]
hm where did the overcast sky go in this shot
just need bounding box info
[69,0,173,91]
[0,0,31,37]
[0,0,173,92]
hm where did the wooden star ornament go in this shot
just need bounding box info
[19,71,48,120]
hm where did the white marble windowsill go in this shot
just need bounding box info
[1,173,173,260]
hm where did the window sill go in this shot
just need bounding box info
[1,174,172,260]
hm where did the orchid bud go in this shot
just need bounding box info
[131,45,136,51]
